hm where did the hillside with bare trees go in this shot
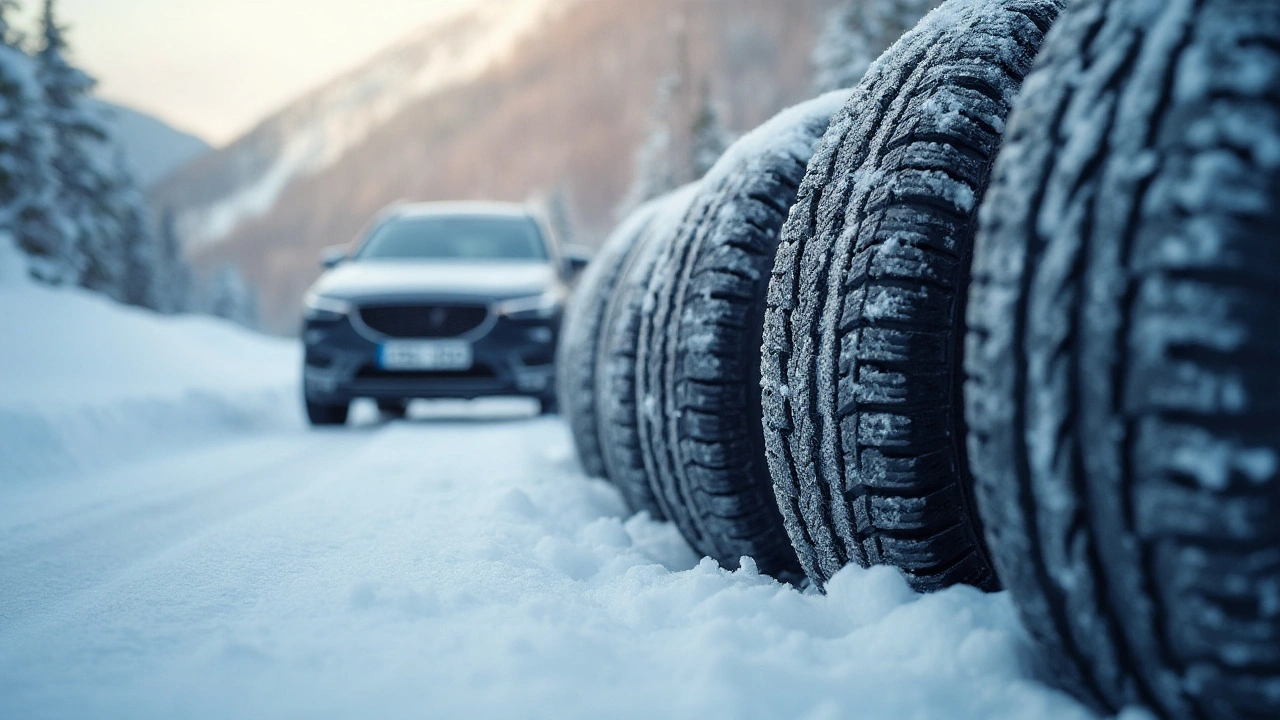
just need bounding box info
[155,0,840,332]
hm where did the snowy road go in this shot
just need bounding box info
[0,277,1110,720]
[0,402,1111,720]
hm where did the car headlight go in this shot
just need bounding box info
[303,293,352,322]
[495,288,566,321]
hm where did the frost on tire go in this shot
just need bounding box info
[596,185,701,519]
[557,202,658,478]
[636,93,849,581]
[966,0,1280,718]
[761,0,1065,593]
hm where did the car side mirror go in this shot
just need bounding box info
[320,246,349,269]
[563,245,592,276]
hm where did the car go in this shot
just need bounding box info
[299,201,588,426]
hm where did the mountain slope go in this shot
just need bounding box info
[156,0,841,332]
[153,0,570,252]
[95,100,210,187]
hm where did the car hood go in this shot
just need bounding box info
[310,261,559,302]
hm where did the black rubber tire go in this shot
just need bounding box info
[305,397,349,426]
[596,187,701,520]
[966,1,1280,718]
[556,203,658,476]
[760,0,1065,593]
[537,395,558,416]
[636,96,845,581]
[377,400,408,419]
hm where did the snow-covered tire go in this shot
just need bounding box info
[636,96,846,581]
[761,0,1064,593]
[556,204,658,476]
[305,398,349,426]
[596,187,701,519]
[377,400,408,419]
[966,1,1280,718]
[537,395,558,416]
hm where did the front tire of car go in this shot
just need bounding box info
[305,397,350,426]
[538,396,558,416]
[376,399,408,419]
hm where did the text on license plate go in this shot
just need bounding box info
[378,341,473,370]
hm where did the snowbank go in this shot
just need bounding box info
[0,231,1126,720]
[0,415,1116,720]
[0,262,299,479]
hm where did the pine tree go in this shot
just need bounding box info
[619,72,681,215]
[0,0,63,282]
[689,81,731,179]
[545,184,578,247]
[813,0,942,93]
[37,0,121,296]
[111,149,161,308]
[204,263,260,329]
[154,206,193,314]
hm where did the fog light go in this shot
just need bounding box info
[305,375,339,393]
[526,327,553,344]
[516,373,549,392]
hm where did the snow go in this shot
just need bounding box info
[0,267,1112,719]
[699,90,851,192]
[0,267,298,479]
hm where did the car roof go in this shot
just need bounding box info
[384,201,536,220]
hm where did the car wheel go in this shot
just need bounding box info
[595,186,701,520]
[760,0,1066,593]
[635,94,847,581]
[537,395,558,416]
[306,397,350,426]
[556,203,659,475]
[967,0,1280,717]
[376,400,408,419]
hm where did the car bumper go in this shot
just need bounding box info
[301,311,559,403]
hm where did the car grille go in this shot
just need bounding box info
[358,304,489,338]
[355,364,498,381]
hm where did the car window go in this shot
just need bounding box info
[356,215,548,262]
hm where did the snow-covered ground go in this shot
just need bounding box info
[0,257,1120,720]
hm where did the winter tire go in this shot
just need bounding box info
[305,397,349,426]
[966,1,1280,718]
[377,400,408,419]
[538,395,558,416]
[556,203,658,476]
[596,187,701,520]
[636,95,847,580]
[760,0,1066,593]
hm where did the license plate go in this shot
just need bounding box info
[378,341,473,371]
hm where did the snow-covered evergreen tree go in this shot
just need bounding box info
[37,0,122,297]
[204,263,260,329]
[0,0,63,282]
[620,72,681,216]
[544,184,578,247]
[689,81,731,179]
[111,149,161,309]
[153,205,193,314]
[813,0,941,92]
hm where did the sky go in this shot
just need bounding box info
[19,0,478,146]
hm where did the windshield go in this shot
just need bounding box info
[356,214,548,262]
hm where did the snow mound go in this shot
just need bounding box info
[0,413,1109,720]
[0,273,299,480]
